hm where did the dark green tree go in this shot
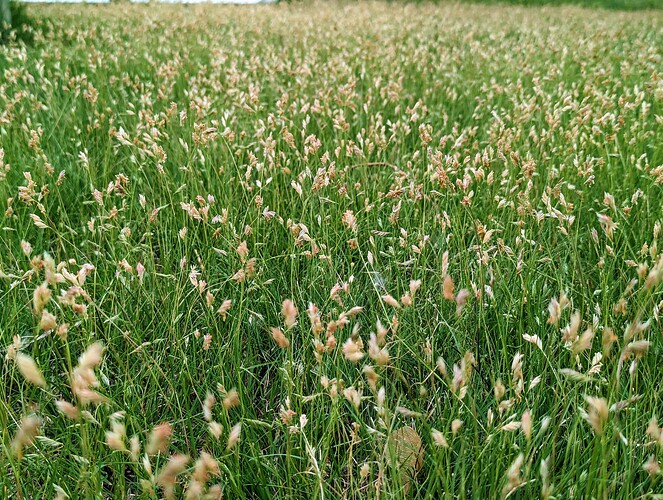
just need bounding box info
[0,0,11,28]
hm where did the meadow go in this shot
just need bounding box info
[0,1,662,498]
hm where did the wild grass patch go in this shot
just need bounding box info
[0,2,662,498]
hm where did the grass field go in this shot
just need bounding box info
[1,2,662,498]
[447,0,662,10]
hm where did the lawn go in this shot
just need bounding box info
[0,1,662,498]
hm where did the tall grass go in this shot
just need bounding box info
[0,2,662,498]
[419,0,662,10]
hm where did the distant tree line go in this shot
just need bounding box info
[0,0,10,27]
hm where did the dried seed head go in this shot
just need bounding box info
[571,327,594,355]
[236,241,249,263]
[208,421,223,440]
[11,414,40,460]
[343,386,361,410]
[455,289,470,315]
[270,327,290,348]
[203,392,215,422]
[381,294,400,309]
[222,389,240,411]
[156,454,190,500]
[33,282,51,314]
[15,352,47,388]
[431,429,449,448]
[147,422,172,456]
[217,299,232,320]
[282,299,298,329]
[502,453,525,498]
[363,365,379,391]
[443,275,455,301]
[78,342,104,369]
[343,337,364,362]
[55,400,80,420]
[71,342,106,405]
[227,423,241,450]
[643,455,660,478]
[40,309,57,331]
[106,416,128,452]
[583,396,609,435]
[521,410,532,441]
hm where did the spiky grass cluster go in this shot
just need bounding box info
[0,1,661,498]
